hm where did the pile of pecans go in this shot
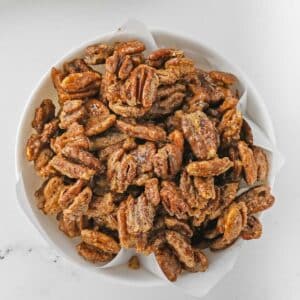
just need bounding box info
[25,40,275,281]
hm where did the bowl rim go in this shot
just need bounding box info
[15,28,276,288]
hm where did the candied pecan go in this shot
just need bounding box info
[62,145,102,172]
[147,48,184,68]
[118,55,134,80]
[107,149,137,193]
[128,255,140,270]
[209,71,237,85]
[224,146,243,182]
[49,155,96,180]
[59,179,86,209]
[218,108,243,146]
[59,100,86,129]
[98,137,136,162]
[179,170,208,209]
[115,40,145,56]
[77,242,115,263]
[35,176,65,215]
[26,119,59,161]
[121,64,159,108]
[210,202,247,250]
[153,130,183,179]
[166,230,195,268]
[184,249,208,272]
[126,194,155,234]
[117,200,135,248]
[147,92,185,118]
[84,43,114,65]
[131,142,156,174]
[60,186,92,237]
[165,58,196,77]
[160,181,189,219]
[109,101,149,118]
[154,246,182,282]
[241,119,254,145]
[164,217,193,237]
[181,111,218,160]
[236,185,275,214]
[237,141,257,185]
[241,215,262,240]
[144,178,160,206]
[51,122,90,153]
[185,92,209,113]
[34,148,55,178]
[116,119,166,142]
[186,157,233,177]
[252,146,269,181]
[64,59,92,73]
[84,99,116,136]
[157,83,186,99]
[60,71,101,93]
[32,99,56,133]
[90,131,128,151]
[87,193,116,217]
[51,68,100,103]
[218,97,239,114]
[81,229,120,254]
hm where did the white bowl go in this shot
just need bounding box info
[15,29,277,289]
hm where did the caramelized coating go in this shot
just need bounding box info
[32,99,56,133]
[84,43,114,65]
[252,146,269,181]
[236,185,275,214]
[155,246,182,281]
[81,229,120,254]
[160,181,189,219]
[128,255,140,270]
[186,157,233,177]
[116,119,166,142]
[62,145,102,172]
[237,141,257,185]
[50,155,96,180]
[77,242,115,263]
[182,111,218,160]
[241,215,263,240]
[59,100,86,129]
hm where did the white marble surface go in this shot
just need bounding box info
[1,0,300,299]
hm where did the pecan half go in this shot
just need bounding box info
[32,99,56,133]
[166,230,195,268]
[85,99,116,136]
[241,215,262,240]
[81,229,120,254]
[59,100,86,129]
[121,64,159,108]
[116,119,166,142]
[84,43,114,65]
[51,122,89,154]
[77,242,115,263]
[236,185,275,214]
[49,155,96,180]
[35,176,65,215]
[237,141,257,185]
[155,246,182,282]
[181,111,218,160]
[186,157,233,177]
[252,146,269,181]
[62,145,102,172]
[160,181,189,219]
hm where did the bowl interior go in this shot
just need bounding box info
[15,30,276,287]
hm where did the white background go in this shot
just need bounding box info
[1,0,299,299]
